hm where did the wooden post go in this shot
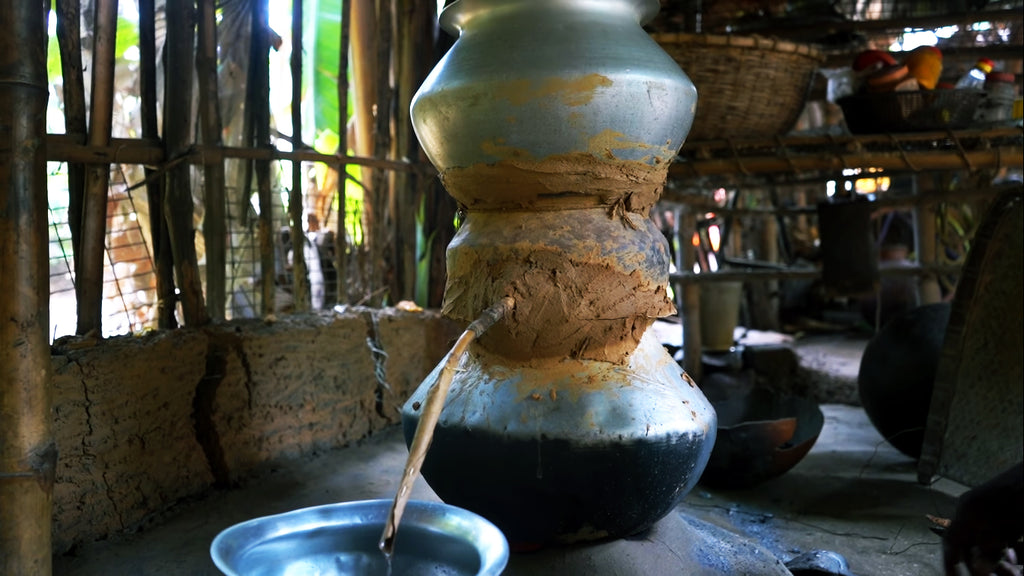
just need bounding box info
[0,1,55,572]
[197,0,228,320]
[164,0,209,326]
[139,0,178,329]
[336,0,352,305]
[914,174,943,305]
[76,0,119,334]
[679,207,703,383]
[289,0,310,311]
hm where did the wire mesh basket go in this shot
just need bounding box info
[837,89,987,134]
[651,33,825,142]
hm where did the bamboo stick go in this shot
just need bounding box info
[76,0,119,335]
[379,296,515,557]
[0,1,54,572]
[289,0,309,311]
[198,0,228,320]
[336,0,352,305]
[55,0,87,272]
[164,0,209,327]
[139,0,178,329]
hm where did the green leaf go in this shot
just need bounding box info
[305,0,353,150]
[115,14,140,61]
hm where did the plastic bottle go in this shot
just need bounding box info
[978,72,1017,124]
[954,58,995,89]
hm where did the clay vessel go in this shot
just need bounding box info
[403,0,714,547]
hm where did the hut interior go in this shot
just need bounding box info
[0,0,1021,574]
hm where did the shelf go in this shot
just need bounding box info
[668,127,1023,182]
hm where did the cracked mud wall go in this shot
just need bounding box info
[50,309,459,553]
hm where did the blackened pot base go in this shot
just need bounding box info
[401,331,716,547]
[405,422,707,548]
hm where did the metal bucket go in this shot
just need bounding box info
[210,499,509,576]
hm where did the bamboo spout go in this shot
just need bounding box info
[379,296,516,557]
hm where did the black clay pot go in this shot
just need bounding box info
[857,302,951,459]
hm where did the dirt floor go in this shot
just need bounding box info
[52,396,966,575]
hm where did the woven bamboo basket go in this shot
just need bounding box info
[651,33,825,142]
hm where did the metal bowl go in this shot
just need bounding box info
[210,499,509,576]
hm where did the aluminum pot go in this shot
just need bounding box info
[210,499,509,576]
[411,0,697,205]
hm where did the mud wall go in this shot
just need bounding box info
[50,308,460,553]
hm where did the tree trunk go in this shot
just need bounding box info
[164,0,209,326]
[0,1,55,572]
[197,0,227,320]
[77,0,119,334]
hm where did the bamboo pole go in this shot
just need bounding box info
[0,1,54,572]
[369,0,394,306]
[76,0,119,334]
[670,262,962,283]
[164,0,209,327]
[350,0,378,301]
[379,296,515,556]
[679,207,702,383]
[391,0,425,303]
[55,0,87,272]
[670,146,1023,178]
[289,0,310,311]
[44,135,429,172]
[336,0,352,305]
[350,0,377,171]
[252,0,275,316]
[139,0,177,329]
[914,174,943,305]
[198,0,227,320]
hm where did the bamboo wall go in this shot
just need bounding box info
[44,0,451,341]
